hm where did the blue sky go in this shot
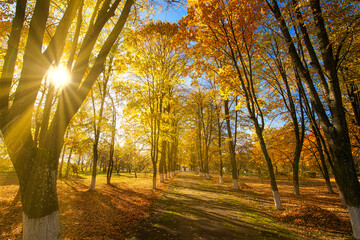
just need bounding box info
[152,4,187,23]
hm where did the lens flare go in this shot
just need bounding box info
[49,65,70,88]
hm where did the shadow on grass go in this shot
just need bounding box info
[59,179,159,239]
[129,173,298,240]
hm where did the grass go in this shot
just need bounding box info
[129,172,354,240]
[0,171,355,240]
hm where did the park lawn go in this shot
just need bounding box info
[0,171,354,239]
[130,172,353,240]
[0,172,168,240]
[220,174,353,239]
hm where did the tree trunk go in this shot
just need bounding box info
[159,140,167,183]
[254,120,283,210]
[314,128,334,194]
[197,120,204,177]
[217,111,224,184]
[107,143,114,185]
[292,162,300,195]
[204,142,210,179]
[219,158,224,184]
[58,145,66,179]
[17,145,63,240]
[89,142,98,191]
[65,147,73,179]
[268,0,360,234]
[224,100,238,189]
[152,161,157,189]
[23,211,61,240]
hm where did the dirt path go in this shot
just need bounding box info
[128,172,297,240]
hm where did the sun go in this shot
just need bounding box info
[49,65,70,88]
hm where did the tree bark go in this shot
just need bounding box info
[313,126,334,194]
[65,147,73,179]
[253,119,283,210]
[217,113,224,184]
[58,144,66,179]
[159,140,167,183]
[90,142,98,191]
[107,143,114,185]
[224,100,238,190]
[152,161,157,189]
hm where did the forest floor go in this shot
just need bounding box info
[0,171,355,239]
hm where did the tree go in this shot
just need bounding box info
[0,0,134,238]
[186,85,216,178]
[182,0,283,209]
[266,0,360,236]
[122,21,186,188]
[261,35,306,195]
[89,46,118,191]
[106,95,117,184]
[303,130,334,194]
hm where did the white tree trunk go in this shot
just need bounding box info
[348,206,360,239]
[89,175,96,191]
[272,190,283,210]
[219,175,224,184]
[23,211,61,240]
[232,179,239,190]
